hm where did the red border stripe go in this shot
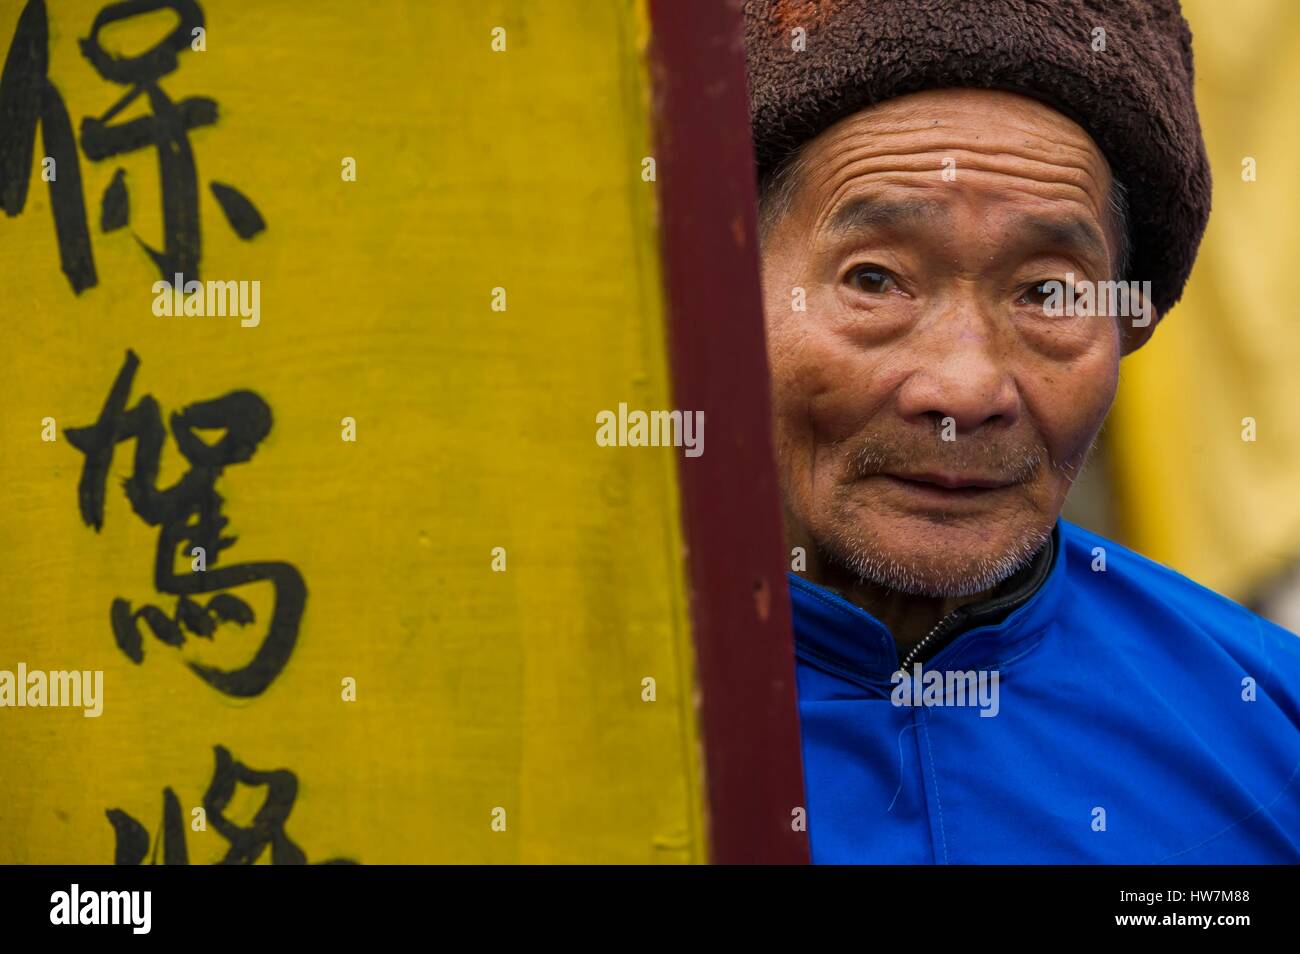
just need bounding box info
[647,0,809,864]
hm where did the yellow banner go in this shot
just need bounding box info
[0,0,706,863]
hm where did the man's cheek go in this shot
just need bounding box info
[804,356,890,445]
[1055,364,1118,464]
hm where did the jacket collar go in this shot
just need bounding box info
[789,520,1066,686]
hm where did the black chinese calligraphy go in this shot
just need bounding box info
[107,745,358,865]
[0,0,265,294]
[0,0,96,291]
[79,0,266,279]
[67,349,306,697]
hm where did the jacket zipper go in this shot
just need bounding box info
[898,608,966,671]
[896,526,1058,671]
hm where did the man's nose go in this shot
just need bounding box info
[894,319,1022,435]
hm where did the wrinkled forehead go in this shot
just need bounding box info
[781,88,1115,245]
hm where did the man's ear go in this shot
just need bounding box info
[1120,301,1160,354]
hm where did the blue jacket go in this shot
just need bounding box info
[790,519,1300,863]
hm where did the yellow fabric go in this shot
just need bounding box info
[0,0,706,863]
[1110,0,1300,597]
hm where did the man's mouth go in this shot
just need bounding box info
[879,471,1017,501]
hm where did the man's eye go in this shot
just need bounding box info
[846,265,896,295]
[1018,280,1063,307]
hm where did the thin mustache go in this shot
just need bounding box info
[849,437,1063,484]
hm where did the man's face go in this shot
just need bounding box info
[761,88,1130,597]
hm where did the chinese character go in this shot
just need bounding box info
[0,0,265,293]
[0,0,96,290]
[106,745,358,865]
[67,349,305,697]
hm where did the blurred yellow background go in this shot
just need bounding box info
[1071,0,1300,629]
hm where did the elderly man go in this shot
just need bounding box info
[745,0,1300,862]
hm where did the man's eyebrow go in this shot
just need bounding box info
[822,198,1112,265]
[824,197,948,236]
[1018,214,1108,264]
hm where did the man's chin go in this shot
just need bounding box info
[822,516,1051,599]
